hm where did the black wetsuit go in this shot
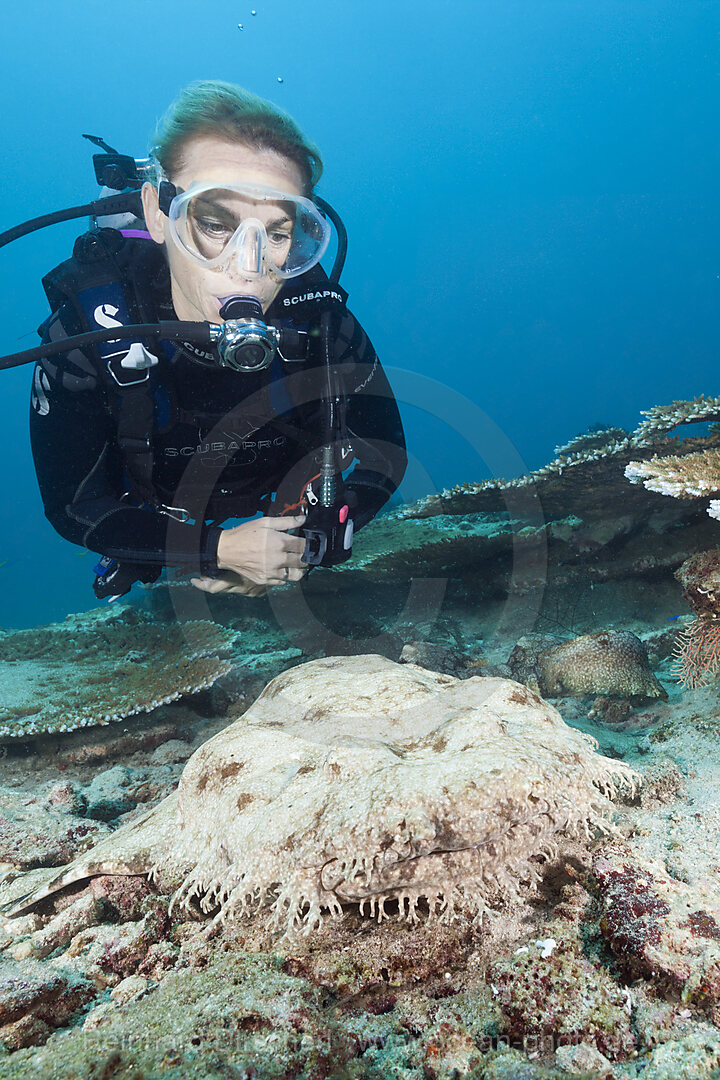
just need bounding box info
[30,235,406,577]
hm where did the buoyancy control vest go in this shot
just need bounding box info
[39,228,351,521]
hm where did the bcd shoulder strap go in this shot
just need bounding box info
[42,229,168,507]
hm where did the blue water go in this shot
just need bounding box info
[0,0,718,627]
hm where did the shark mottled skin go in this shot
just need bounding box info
[1,656,639,935]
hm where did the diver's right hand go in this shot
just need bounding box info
[215,515,307,586]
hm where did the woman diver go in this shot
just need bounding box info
[28,81,407,599]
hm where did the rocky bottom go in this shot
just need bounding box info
[0,575,719,1079]
[2,844,720,1080]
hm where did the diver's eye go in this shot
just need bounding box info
[197,218,234,240]
[268,230,292,246]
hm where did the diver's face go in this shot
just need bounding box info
[142,137,306,322]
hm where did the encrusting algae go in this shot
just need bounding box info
[3,655,639,937]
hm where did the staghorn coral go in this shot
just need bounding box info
[2,655,639,937]
[537,631,667,701]
[0,609,235,739]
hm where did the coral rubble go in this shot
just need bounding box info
[487,936,636,1058]
[594,844,720,1019]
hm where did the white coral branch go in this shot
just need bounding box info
[625,449,720,503]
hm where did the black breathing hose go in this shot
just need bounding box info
[0,190,348,388]
[0,321,211,371]
[314,196,347,286]
[0,191,143,250]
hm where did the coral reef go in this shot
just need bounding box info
[398,640,471,678]
[554,426,630,458]
[675,549,720,619]
[537,631,667,701]
[506,633,561,694]
[625,402,720,521]
[0,959,95,1050]
[487,936,636,1058]
[626,447,720,506]
[0,783,112,871]
[1,645,720,1076]
[393,394,720,521]
[0,792,181,917]
[331,398,720,605]
[632,396,720,440]
[2,656,638,937]
[0,607,235,739]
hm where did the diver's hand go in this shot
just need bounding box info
[215,515,307,585]
[190,571,270,597]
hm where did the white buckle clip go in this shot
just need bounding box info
[121,343,159,371]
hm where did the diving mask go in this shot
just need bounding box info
[164,181,331,280]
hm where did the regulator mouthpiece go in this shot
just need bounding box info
[211,295,279,372]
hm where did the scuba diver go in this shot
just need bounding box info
[15,81,407,600]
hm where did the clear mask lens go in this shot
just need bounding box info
[168,183,330,279]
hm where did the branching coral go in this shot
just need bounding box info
[625,449,720,502]
[632,395,720,442]
[625,401,720,524]
[671,619,720,689]
[671,550,720,688]
[3,656,639,936]
[553,427,630,460]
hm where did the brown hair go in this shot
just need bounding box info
[152,80,323,193]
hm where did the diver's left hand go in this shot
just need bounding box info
[190,571,270,597]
